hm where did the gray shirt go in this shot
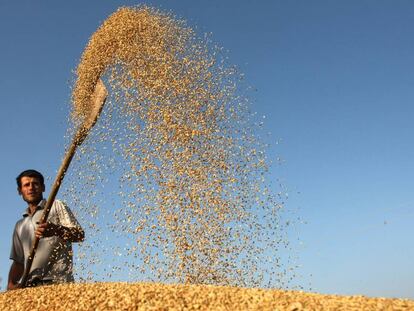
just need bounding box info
[10,199,83,283]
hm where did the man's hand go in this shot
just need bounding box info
[35,222,60,239]
[7,261,23,291]
[7,282,22,291]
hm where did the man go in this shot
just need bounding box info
[7,169,84,290]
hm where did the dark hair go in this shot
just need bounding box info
[16,170,45,188]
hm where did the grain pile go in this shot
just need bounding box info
[1,282,413,310]
[63,5,295,287]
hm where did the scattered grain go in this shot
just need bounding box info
[63,5,295,288]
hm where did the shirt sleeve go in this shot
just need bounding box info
[53,200,83,229]
[9,223,24,264]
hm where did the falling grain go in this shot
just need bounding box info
[63,5,294,288]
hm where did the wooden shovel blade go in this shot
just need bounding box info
[83,79,108,131]
[76,79,108,143]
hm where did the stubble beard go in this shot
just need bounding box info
[23,194,43,206]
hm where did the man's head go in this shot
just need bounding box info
[16,170,45,205]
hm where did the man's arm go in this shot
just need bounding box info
[35,222,85,242]
[7,261,23,290]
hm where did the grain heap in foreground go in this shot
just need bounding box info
[1,282,413,310]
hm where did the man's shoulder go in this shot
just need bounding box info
[15,217,25,226]
[51,199,74,215]
[52,199,68,208]
[14,216,27,231]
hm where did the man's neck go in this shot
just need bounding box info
[27,199,43,216]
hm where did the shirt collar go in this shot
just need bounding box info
[22,199,46,217]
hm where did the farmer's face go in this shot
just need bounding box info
[18,177,44,205]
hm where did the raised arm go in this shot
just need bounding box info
[35,222,85,242]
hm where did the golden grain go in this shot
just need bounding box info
[1,282,413,311]
[62,5,293,288]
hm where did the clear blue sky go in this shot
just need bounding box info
[1,0,413,299]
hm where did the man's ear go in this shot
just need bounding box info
[17,187,22,195]
[41,184,45,192]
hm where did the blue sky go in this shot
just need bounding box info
[1,0,413,299]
